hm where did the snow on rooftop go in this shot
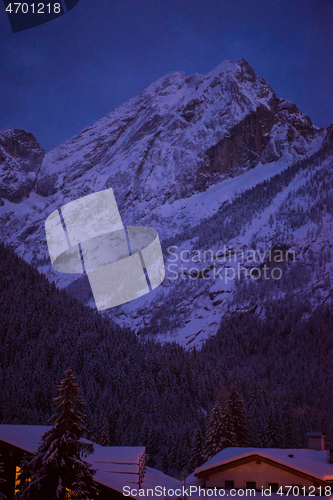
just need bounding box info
[0,425,144,464]
[183,472,204,487]
[142,466,179,491]
[90,444,145,465]
[94,470,139,492]
[93,466,179,496]
[0,424,50,454]
[194,447,333,481]
[0,425,177,495]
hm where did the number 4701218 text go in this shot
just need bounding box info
[5,3,61,14]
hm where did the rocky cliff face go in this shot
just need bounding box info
[200,98,322,188]
[32,59,324,221]
[0,59,332,347]
[0,129,45,203]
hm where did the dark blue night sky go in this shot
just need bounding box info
[0,0,332,152]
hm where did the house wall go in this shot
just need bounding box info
[0,449,17,499]
[97,482,129,500]
[206,461,320,492]
[0,443,131,500]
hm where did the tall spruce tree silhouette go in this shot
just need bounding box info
[202,402,225,462]
[15,368,99,500]
[227,386,248,447]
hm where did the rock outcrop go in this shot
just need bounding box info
[0,129,45,202]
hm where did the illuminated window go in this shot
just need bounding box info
[15,466,21,494]
[15,468,96,498]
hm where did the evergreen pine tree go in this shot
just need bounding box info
[220,407,237,449]
[99,424,111,446]
[15,368,99,500]
[265,407,282,448]
[227,386,248,446]
[168,433,188,477]
[281,401,297,448]
[258,423,268,448]
[94,413,111,446]
[189,412,206,472]
[146,427,160,468]
[247,388,265,448]
[202,402,224,462]
[215,385,229,409]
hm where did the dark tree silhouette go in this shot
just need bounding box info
[227,386,248,447]
[220,406,237,450]
[203,402,225,461]
[189,411,206,472]
[265,407,282,448]
[15,368,99,500]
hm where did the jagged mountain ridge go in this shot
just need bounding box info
[34,58,325,221]
[0,59,332,346]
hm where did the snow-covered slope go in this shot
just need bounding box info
[0,59,332,347]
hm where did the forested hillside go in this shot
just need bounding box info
[0,242,332,477]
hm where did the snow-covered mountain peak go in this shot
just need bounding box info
[32,59,304,214]
[143,70,188,96]
[0,59,332,347]
[206,59,234,77]
[207,58,255,81]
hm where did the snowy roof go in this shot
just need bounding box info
[94,466,179,497]
[0,425,177,495]
[88,444,146,493]
[0,424,50,453]
[141,466,179,490]
[89,444,145,466]
[194,447,333,481]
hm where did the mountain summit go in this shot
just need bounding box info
[0,60,332,346]
[35,59,323,220]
